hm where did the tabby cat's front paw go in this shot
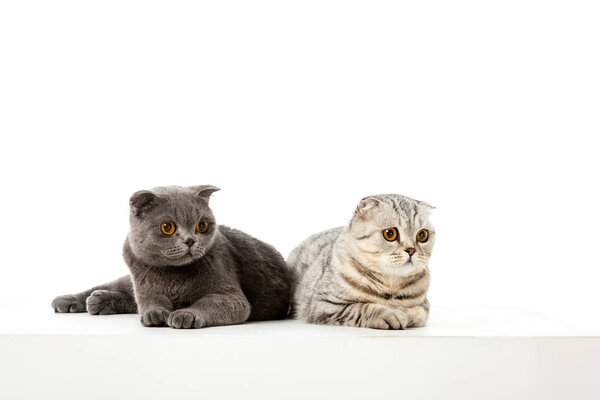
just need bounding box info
[52,295,86,313]
[167,309,206,329]
[366,308,409,330]
[140,307,171,327]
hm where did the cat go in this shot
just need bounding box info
[52,185,291,329]
[287,194,435,329]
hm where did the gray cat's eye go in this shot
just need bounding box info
[160,222,176,235]
[196,221,209,234]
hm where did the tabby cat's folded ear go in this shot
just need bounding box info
[190,185,220,200]
[354,196,381,218]
[416,200,436,212]
[129,190,159,216]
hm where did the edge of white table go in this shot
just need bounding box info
[1,304,598,400]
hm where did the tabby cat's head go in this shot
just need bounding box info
[349,194,435,275]
[127,185,220,266]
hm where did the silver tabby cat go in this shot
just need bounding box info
[288,194,435,329]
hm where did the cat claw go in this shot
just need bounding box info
[367,309,408,330]
[51,295,86,313]
[86,290,115,315]
[167,310,206,329]
[140,307,171,327]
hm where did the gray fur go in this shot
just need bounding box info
[52,185,291,328]
[288,194,435,330]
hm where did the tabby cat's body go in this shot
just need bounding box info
[288,194,435,329]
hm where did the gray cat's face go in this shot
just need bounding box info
[348,194,435,276]
[127,185,220,267]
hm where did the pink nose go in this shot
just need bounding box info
[405,248,416,256]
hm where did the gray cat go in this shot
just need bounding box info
[52,185,291,329]
[288,194,435,329]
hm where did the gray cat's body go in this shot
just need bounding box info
[52,185,291,328]
[288,194,435,330]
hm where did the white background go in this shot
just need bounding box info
[1,1,598,329]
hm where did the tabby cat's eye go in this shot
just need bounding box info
[160,222,176,235]
[382,228,398,242]
[196,221,209,234]
[416,229,429,243]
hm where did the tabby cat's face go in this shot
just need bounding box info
[127,185,220,267]
[349,194,435,275]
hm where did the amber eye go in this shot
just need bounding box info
[196,221,209,234]
[382,228,398,242]
[416,229,429,243]
[160,222,176,235]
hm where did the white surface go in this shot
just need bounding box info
[1,305,599,400]
[0,304,597,338]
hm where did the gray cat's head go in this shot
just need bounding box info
[127,185,220,266]
[348,194,435,276]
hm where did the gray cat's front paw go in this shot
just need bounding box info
[140,307,171,327]
[167,309,206,329]
[366,308,409,330]
[86,290,116,315]
[52,295,86,313]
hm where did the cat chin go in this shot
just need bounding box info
[381,261,424,277]
[159,248,207,265]
[163,254,204,266]
[145,252,201,267]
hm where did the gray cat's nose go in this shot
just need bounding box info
[405,248,416,256]
[184,238,196,247]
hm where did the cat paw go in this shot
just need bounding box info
[52,295,86,313]
[366,308,409,330]
[86,290,116,315]
[140,307,171,327]
[167,309,206,329]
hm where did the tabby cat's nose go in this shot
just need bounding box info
[405,248,416,256]
[184,238,196,247]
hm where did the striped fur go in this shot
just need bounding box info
[288,194,435,330]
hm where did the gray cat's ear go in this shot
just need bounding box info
[354,196,381,218]
[190,185,220,200]
[129,190,159,216]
